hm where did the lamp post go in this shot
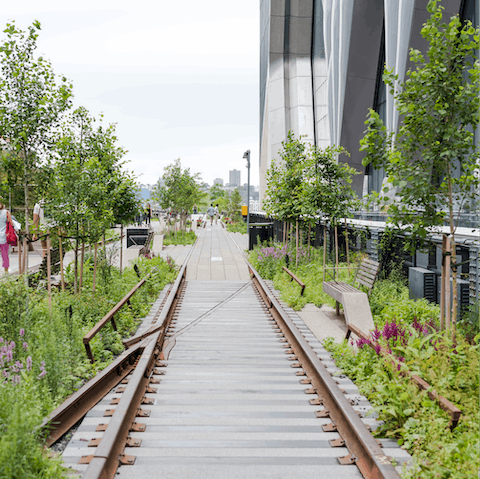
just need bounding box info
[243,150,250,248]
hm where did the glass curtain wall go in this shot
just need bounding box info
[367,22,386,196]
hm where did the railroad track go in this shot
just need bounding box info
[45,247,409,479]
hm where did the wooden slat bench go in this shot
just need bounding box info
[323,257,380,333]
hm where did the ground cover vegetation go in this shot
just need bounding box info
[250,5,479,473]
[0,253,177,478]
[249,239,479,477]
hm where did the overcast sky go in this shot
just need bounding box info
[0,1,260,187]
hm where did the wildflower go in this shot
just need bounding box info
[23,342,28,351]
[8,341,15,350]
[19,329,25,337]
[15,360,23,370]
[37,370,47,379]
[2,370,9,378]
[356,337,371,349]
[26,356,32,372]
[374,343,381,355]
[5,350,13,362]
[0,337,3,343]
[371,329,381,342]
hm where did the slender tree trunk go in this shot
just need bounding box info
[440,235,446,330]
[447,168,457,336]
[120,225,123,274]
[79,241,85,293]
[59,230,65,292]
[74,236,78,295]
[23,150,30,273]
[344,218,350,271]
[93,242,98,294]
[323,224,327,282]
[308,224,311,250]
[334,225,339,281]
[296,220,299,269]
[445,235,451,332]
[46,233,52,313]
[22,237,27,275]
[18,237,22,275]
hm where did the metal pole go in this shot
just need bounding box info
[243,150,251,249]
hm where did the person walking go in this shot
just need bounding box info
[214,204,219,224]
[145,202,152,225]
[0,198,13,274]
[207,204,215,225]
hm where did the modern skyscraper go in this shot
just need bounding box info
[229,169,241,187]
[259,0,478,204]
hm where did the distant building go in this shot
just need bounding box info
[229,169,241,187]
[213,178,224,186]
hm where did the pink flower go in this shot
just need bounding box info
[26,356,32,372]
[23,342,28,351]
[19,329,25,337]
[37,370,47,379]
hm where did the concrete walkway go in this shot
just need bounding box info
[185,223,249,281]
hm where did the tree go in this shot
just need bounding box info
[228,188,242,218]
[263,132,311,266]
[153,159,203,233]
[360,0,480,332]
[47,107,127,294]
[0,21,72,242]
[306,144,360,277]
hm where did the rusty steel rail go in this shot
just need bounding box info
[41,338,151,446]
[83,271,153,363]
[282,265,306,295]
[247,261,401,479]
[81,244,193,479]
[345,323,462,429]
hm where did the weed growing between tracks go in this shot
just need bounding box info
[0,255,177,478]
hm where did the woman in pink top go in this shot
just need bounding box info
[0,197,13,273]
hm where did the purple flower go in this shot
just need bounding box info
[22,342,28,351]
[8,341,15,351]
[371,329,381,342]
[41,361,45,367]
[2,370,9,378]
[0,337,3,343]
[19,329,25,337]
[356,337,371,349]
[397,363,401,371]
[374,343,381,355]
[6,350,13,362]
[26,356,32,372]
[37,370,47,379]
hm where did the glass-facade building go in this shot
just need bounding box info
[259,0,479,207]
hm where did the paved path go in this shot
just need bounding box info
[159,222,249,281]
